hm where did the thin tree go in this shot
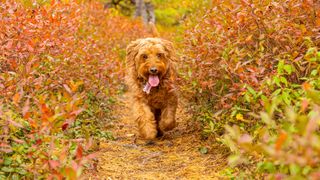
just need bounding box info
[134,0,155,24]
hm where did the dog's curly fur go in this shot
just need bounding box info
[125,38,178,140]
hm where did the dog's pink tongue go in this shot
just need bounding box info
[148,75,159,87]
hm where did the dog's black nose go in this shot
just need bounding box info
[149,67,158,74]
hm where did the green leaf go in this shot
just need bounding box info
[302,166,312,175]
[289,164,301,175]
[1,167,14,173]
[15,155,22,164]
[3,157,12,166]
[281,91,291,105]
[244,93,251,103]
[198,147,208,154]
[12,173,20,180]
[247,85,256,97]
[260,95,268,102]
[260,112,276,128]
[209,121,214,131]
[277,60,284,74]
[305,88,320,104]
[311,69,318,76]
[228,154,241,167]
[280,76,288,86]
[258,162,276,173]
[283,64,293,74]
[15,168,27,175]
[271,89,282,97]
[273,76,281,87]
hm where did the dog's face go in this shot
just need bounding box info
[136,43,168,86]
[126,38,176,88]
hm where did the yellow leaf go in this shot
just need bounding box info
[236,113,244,121]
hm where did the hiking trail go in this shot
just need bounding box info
[85,94,228,179]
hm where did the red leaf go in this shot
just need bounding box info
[62,122,69,131]
[76,145,83,159]
[12,137,24,144]
[63,84,72,94]
[85,152,97,160]
[22,99,30,118]
[49,160,60,169]
[36,139,42,145]
[70,108,84,116]
[6,40,13,49]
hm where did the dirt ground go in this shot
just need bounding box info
[84,95,229,179]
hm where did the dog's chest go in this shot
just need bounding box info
[145,88,169,109]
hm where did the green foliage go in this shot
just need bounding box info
[104,0,210,27]
[181,0,320,177]
[224,85,320,178]
[102,0,135,16]
[155,7,181,26]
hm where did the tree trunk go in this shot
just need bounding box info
[134,0,155,24]
[145,1,155,24]
[134,0,148,24]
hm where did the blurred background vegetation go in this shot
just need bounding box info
[1,0,320,179]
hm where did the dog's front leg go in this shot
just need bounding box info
[159,100,177,132]
[133,101,157,139]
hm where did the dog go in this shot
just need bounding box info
[125,38,178,140]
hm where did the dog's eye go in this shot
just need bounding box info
[157,53,164,58]
[141,54,148,60]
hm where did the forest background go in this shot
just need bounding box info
[1,0,320,179]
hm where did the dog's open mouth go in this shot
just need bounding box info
[143,75,160,94]
[148,75,159,87]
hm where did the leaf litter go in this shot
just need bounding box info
[83,95,229,179]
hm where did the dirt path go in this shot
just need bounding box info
[85,95,229,179]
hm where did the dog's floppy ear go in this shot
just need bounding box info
[161,39,178,63]
[126,39,141,69]
[160,39,178,80]
[126,39,144,81]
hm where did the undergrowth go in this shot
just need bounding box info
[181,0,320,178]
[0,0,148,178]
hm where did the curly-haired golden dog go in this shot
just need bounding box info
[125,38,178,140]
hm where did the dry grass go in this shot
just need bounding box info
[83,95,229,179]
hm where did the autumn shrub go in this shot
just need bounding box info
[0,0,148,178]
[182,0,320,132]
[182,0,320,177]
[223,84,320,178]
[221,46,320,177]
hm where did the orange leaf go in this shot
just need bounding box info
[300,99,309,112]
[12,93,20,104]
[275,132,287,151]
[65,167,77,180]
[302,82,311,90]
[41,104,53,121]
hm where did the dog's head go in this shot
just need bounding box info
[126,38,176,91]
